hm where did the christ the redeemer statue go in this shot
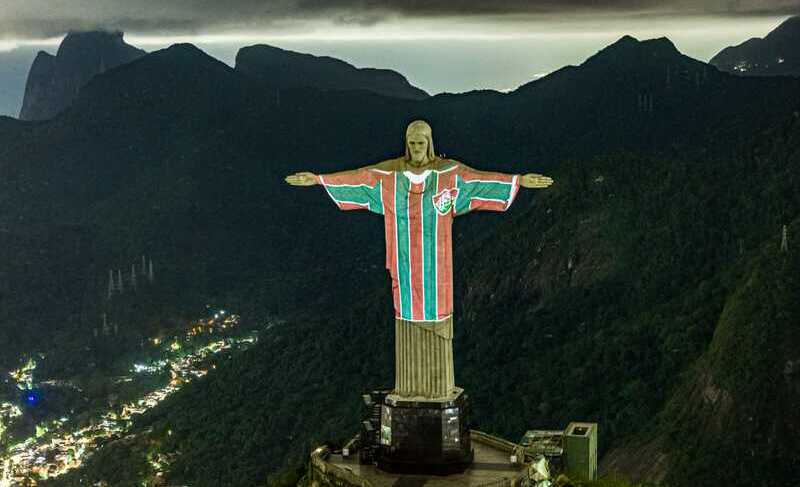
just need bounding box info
[286,120,553,401]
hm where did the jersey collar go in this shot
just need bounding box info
[403,169,432,185]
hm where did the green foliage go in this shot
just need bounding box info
[659,230,800,487]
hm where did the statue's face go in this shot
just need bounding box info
[406,132,429,165]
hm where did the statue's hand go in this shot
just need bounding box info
[285,172,318,186]
[520,173,554,189]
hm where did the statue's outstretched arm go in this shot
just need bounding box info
[284,159,397,187]
[458,162,553,189]
[519,173,554,188]
[284,171,317,186]
[285,161,391,215]
[452,161,554,215]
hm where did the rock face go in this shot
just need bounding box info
[235,44,429,100]
[19,30,146,121]
[710,16,800,77]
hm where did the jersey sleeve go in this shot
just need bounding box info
[453,163,520,216]
[316,168,385,215]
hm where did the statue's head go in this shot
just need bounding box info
[404,120,436,166]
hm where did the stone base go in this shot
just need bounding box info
[317,430,530,487]
[377,388,473,475]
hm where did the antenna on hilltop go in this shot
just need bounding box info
[107,269,115,299]
[781,224,789,252]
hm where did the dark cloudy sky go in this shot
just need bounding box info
[1,0,798,39]
[0,0,797,112]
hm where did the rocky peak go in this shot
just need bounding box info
[19,30,146,121]
[583,35,684,69]
[234,44,429,100]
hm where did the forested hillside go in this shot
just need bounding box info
[41,110,800,487]
[1,35,798,487]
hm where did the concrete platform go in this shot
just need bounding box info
[310,430,529,487]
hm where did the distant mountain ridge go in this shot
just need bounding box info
[235,44,429,100]
[710,15,800,77]
[18,30,146,121]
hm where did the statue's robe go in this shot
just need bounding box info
[317,157,520,398]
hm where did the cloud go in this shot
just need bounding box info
[295,0,799,18]
[0,0,797,40]
[0,40,20,52]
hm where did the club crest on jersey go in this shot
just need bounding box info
[432,188,459,215]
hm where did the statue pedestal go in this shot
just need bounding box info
[376,388,473,474]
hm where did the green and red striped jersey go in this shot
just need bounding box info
[317,159,520,322]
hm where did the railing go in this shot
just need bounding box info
[470,430,529,487]
[474,479,515,487]
[309,446,375,487]
[470,429,519,452]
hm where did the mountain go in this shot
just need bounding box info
[235,44,429,100]
[2,36,800,486]
[468,34,800,164]
[0,42,405,372]
[18,30,146,121]
[710,16,800,77]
